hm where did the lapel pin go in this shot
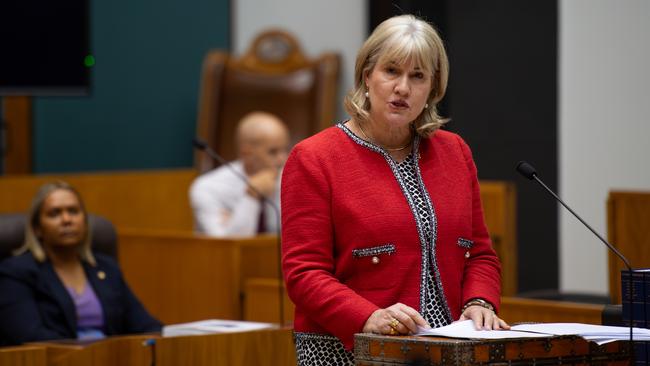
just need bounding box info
[97,271,106,280]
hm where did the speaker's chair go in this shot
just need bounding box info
[194,29,341,172]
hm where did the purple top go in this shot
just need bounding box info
[66,283,105,339]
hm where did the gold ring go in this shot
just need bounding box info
[388,327,398,335]
[389,318,400,329]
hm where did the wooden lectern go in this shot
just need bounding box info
[354,333,630,365]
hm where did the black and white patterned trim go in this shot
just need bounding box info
[412,146,453,323]
[337,122,452,322]
[352,244,396,258]
[294,331,344,342]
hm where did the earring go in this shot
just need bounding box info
[365,91,369,98]
[425,103,429,109]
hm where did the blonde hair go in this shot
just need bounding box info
[15,181,96,266]
[344,14,449,137]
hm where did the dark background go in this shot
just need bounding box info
[0,0,90,95]
[0,0,231,173]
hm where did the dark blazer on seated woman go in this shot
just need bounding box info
[0,252,162,346]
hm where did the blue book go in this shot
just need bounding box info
[646,271,650,329]
[622,269,646,326]
[633,341,648,364]
[622,269,650,365]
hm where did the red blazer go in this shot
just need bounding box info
[281,125,501,350]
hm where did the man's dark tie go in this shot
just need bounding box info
[257,199,266,234]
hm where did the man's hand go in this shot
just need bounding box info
[246,168,279,199]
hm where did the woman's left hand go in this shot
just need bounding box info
[459,305,510,330]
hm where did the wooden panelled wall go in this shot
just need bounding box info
[0,170,610,327]
[608,191,650,304]
[0,169,518,296]
[479,181,517,296]
[0,169,196,231]
[1,96,32,174]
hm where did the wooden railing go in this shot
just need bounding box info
[0,169,197,231]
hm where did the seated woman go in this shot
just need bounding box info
[0,181,161,345]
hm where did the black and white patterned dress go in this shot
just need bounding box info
[293,124,453,366]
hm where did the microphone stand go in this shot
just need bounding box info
[193,138,285,327]
[516,161,634,359]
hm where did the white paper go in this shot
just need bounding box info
[512,323,650,345]
[416,320,650,345]
[162,319,276,337]
[416,320,550,339]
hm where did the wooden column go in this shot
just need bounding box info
[2,96,32,174]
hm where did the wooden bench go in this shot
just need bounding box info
[118,229,279,324]
[0,169,197,231]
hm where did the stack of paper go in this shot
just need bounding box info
[162,319,276,337]
[416,320,549,340]
[511,322,650,345]
[416,320,650,345]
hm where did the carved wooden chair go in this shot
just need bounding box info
[194,30,341,172]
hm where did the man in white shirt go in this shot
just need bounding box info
[189,112,290,237]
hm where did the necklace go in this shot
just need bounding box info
[356,121,412,152]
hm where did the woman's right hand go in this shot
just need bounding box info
[362,303,430,335]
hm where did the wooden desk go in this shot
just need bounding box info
[354,333,630,365]
[118,229,242,324]
[243,278,294,323]
[500,296,604,324]
[155,328,296,366]
[118,230,280,324]
[608,190,650,304]
[0,345,47,366]
[22,329,295,366]
[29,334,153,366]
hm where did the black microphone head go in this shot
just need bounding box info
[192,137,208,150]
[516,161,537,180]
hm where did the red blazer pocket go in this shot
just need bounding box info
[348,244,397,290]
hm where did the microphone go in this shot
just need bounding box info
[193,137,286,326]
[515,161,634,351]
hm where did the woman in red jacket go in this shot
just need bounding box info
[281,14,509,365]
